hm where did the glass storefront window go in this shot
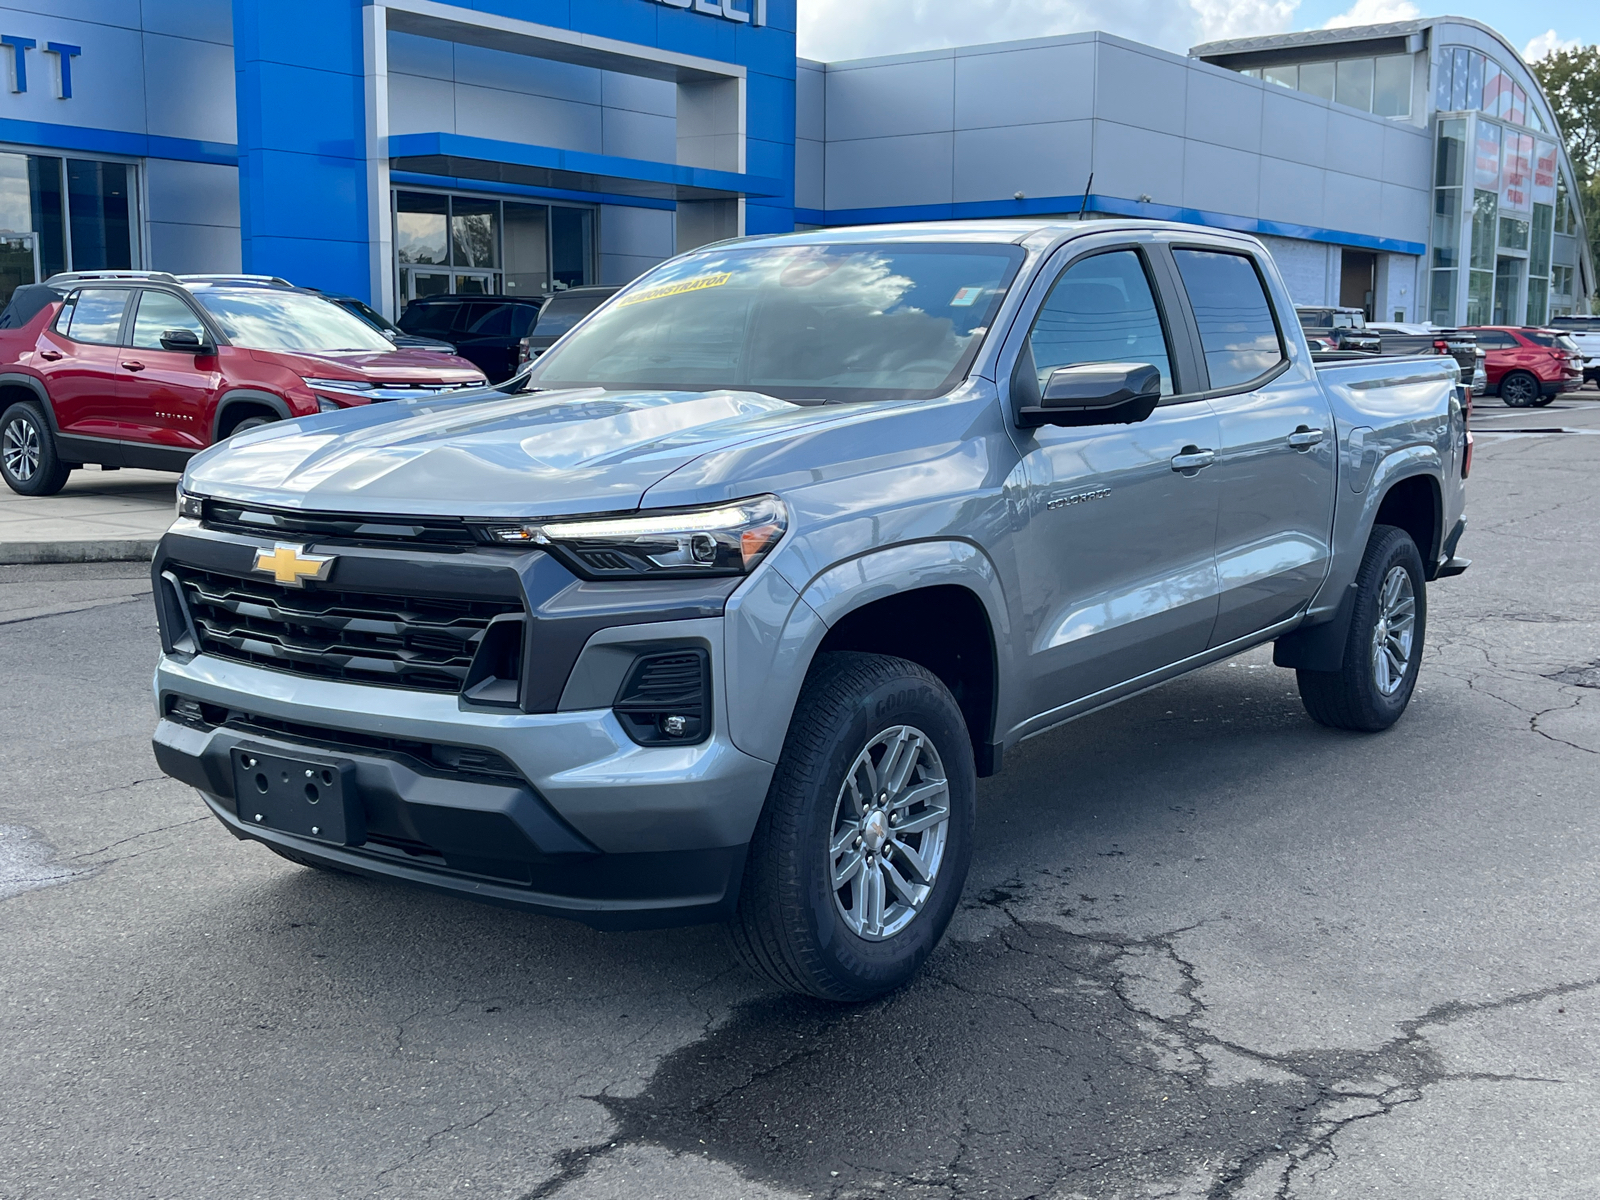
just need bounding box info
[0,152,136,305]
[1335,58,1374,111]
[394,191,594,308]
[1465,52,1484,110]
[1429,269,1458,326]
[1466,268,1493,325]
[1299,61,1335,101]
[1374,55,1412,117]
[451,198,498,269]
[1527,203,1553,325]
[396,192,448,265]
[1246,55,1410,116]
[1498,218,1529,251]
[1264,64,1296,89]
[1431,118,1466,324]
[1482,58,1503,119]
[1471,190,1497,271]
[503,202,548,296]
[66,160,132,271]
[551,206,592,290]
[1492,257,1521,324]
[1451,47,1470,110]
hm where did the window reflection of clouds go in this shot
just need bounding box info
[1028,250,1174,394]
[1172,250,1284,390]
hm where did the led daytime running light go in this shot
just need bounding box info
[540,502,760,541]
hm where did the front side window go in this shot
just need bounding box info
[59,288,128,345]
[193,290,394,353]
[1026,249,1174,394]
[531,242,1025,402]
[1172,249,1286,390]
[130,291,207,350]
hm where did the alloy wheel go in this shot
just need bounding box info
[2,416,40,482]
[828,724,951,940]
[1370,565,1417,696]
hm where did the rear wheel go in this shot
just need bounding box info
[1296,525,1426,732]
[729,652,975,1002]
[1499,371,1540,407]
[1,401,71,496]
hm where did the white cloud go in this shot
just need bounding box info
[1321,0,1419,30]
[1523,29,1579,62]
[796,0,1300,62]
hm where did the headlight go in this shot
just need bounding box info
[301,378,375,395]
[483,495,787,578]
[176,489,205,520]
[316,397,342,412]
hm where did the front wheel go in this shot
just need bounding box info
[1,401,72,496]
[729,652,976,1002]
[1296,524,1426,732]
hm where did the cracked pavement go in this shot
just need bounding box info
[2,397,1598,1199]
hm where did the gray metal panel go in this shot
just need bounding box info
[1380,182,1429,245]
[601,70,676,116]
[602,107,677,161]
[1086,121,1186,208]
[1381,122,1431,182]
[954,122,1092,204]
[452,83,605,154]
[795,137,825,210]
[148,221,243,275]
[1258,156,1327,229]
[1260,88,1330,168]
[1324,170,1384,227]
[824,133,954,210]
[144,159,240,230]
[825,57,955,142]
[952,42,1095,130]
[796,63,825,142]
[597,204,674,261]
[387,29,452,79]
[141,0,233,45]
[452,40,606,105]
[1093,42,1187,138]
[1183,140,1261,216]
[387,72,457,138]
[1184,66,1263,154]
[1322,109,1373,179]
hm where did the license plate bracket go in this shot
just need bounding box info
[231,747,364,845]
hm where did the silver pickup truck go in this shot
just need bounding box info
[149,220,1470,1001]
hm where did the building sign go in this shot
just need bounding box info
[645,0,767,26]
[1532,141,1557,208]
[1500,131,1533,215]
[1,35,78,98]
[1473,121,1500,190]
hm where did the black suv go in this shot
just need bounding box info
[397,295,544,383]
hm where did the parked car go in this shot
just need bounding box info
[0,271,485,496]
[150,222,1468,1001]
[518,285,622,364]
[1368,322,1486,394]
[312,290,457,354]
[1549,315,1600,385]
[1295,305,1381,353]
[396,294,544,383]
[1462,325,1585,406]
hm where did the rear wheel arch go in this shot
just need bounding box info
[1371,472,1441,577]
[0,374,53,430]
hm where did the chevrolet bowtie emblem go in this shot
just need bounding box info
[253,543,336,587]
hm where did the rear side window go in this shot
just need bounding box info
[1172,250,1286,390]
[1027,249,1174,394]
[466,302,540,337]
[130,291,208,350]
[1474,330,1516,348]
[59,288,129,345]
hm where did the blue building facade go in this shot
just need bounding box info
[0,3,1589,323]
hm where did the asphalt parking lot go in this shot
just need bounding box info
[2,396,1598,1200]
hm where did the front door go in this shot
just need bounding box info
[1007,244,1223,716]
[1168,247,1338,646]
[117,288,220,449]
[33,286,132,439]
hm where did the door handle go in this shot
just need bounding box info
[1288,426,1324,449]
[39,349,62,361]
[121,361,146,371]
[1170,446,1216,473]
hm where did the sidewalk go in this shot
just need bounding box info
[0,467,177,565]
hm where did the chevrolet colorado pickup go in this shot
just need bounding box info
[149,221,1470,1001]
[0,272,484,495]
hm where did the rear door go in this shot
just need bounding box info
[1167,243,1337,646]
[33,286,132,439]
[1004,234,1223,715]
[117,289,219,449]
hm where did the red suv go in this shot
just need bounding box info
[0,272,485,496]
[1463,326,1584,408]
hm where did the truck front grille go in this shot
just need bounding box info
[171,567,522,692]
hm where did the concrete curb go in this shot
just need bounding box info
[0,539,159,566]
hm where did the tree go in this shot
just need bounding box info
[1532,45,1600,304]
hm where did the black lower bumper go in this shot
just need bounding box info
[154,718,747,929]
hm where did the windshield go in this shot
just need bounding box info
[529,242,1026,401]
[346,298,400,334]
[532,292,612,339]
[195,290,396,352]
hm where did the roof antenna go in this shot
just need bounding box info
[1077,172,1094,220]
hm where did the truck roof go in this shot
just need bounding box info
[710,217,1263,250]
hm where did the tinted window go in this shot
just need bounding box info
[533,292,612,338]
[1172,250,1285,389]
[62,288,129,345]
[1474,330,1516,348]
[1027,249,1173,394]
[532,243,1024,402]
[130,291,208,350]
[466,302,539,337]
[397,302,456,336]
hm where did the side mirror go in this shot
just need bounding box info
[1018,362,1162,428]
[160,328,210,354]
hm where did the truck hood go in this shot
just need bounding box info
[183,387,853,517]
[251,347,484,383]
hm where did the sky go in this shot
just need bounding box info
[795,0,1596,65]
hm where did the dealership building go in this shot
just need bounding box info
[0,1,1592,325]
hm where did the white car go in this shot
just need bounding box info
[1551,317,1600,385]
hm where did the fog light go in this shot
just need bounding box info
[662,715,688,737]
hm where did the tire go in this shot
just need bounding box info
[1296,524,1426,733]
[1,401,72,496]
[1532,392,1555,407]
[227,414,276,437]
[729,652,976,1002]
[1499,371,1539,407]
